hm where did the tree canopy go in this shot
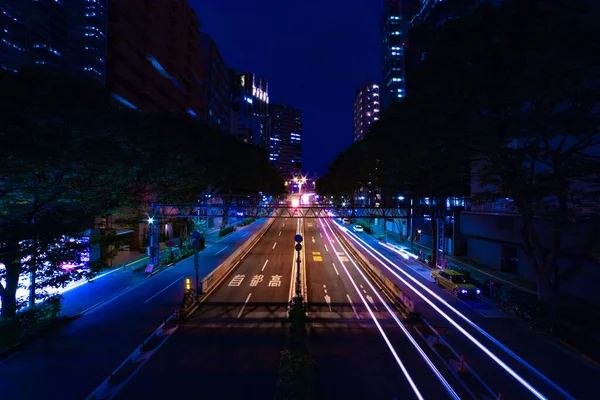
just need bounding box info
[318,0,600,316]
[0,67,284,317]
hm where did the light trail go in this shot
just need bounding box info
[337,225,573,400]
[321,219,461,399]
[316,217,425,400]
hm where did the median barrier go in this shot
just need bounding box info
[332,224,418,317]
[200,217,276,295]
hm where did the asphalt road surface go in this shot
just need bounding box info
[111,218,299,399]
[0,220,266,400]
[333,219,599,400]
[108,217,464,400]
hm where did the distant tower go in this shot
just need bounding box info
[354,82,381,142]
[381,0,409,110]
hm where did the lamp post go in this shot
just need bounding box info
[417,229,422,254]
[192,230,202,294]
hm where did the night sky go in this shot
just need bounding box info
[190,0,382,177]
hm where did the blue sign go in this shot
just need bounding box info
[192,231,201,239]
[294,234,303,243]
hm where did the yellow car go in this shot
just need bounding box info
[431,269,480,298]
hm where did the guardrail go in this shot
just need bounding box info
[332,224,417,317]
[200,217,276,294]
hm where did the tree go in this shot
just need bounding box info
[467,0,600,324]
[0,68,126,317]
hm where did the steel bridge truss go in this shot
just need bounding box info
[150,204,438,219]
[145,203,448,268]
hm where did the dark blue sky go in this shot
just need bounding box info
[189,0,382,177]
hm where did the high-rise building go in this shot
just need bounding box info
[73,0,108,83]
[201,34,231,132]
[269,104,302,178]
[354,82,381,142]
[0,0,108,84]
[381,0,409,110]
[106,0,204,116]
[230,71,270,147]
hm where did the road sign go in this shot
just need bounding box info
[192,231,201,239]
[295,243,302,252]
[294,234,303,243]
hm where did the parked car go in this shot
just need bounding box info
[431,269,480,298]
[353,225,364,233]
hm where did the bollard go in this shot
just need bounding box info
[141,340,146,352]
[108,372,114,387]
[458,354,466,373]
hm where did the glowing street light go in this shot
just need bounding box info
[148,217,154,224]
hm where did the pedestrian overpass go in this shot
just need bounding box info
[145,200,449,268]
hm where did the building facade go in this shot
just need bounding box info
[230,71,270,147]
[0,0,108,83]
[270,104,302,178]
[201,34,230,132]
[106,0,204,117]
[354,82,381,142]
[381,0,409,110]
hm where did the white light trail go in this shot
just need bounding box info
[321,219,460,400]
[316,218,425,400]
[339,226,572,400]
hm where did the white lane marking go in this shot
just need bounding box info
[59,263,129,294]
[324,244,329,252]
[215,245,229,255]
[261,259,269,271]
[319,232,323,237]
[237,293,252,318]
[324,289,328,294]
[312,236,315,243]
[144,276,184,304]
[366,294,378,310]
[332,263,340,276]
[241,232,248,237]
[272,242,277,249]
[346,294,360,319]
[325,294,332,310]
[323,284,326,288]
[279,231,282,236]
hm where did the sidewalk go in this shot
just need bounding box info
[380,230,600,364]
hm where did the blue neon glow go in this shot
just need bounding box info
[186,109,198,119]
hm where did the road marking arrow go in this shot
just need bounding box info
[324,294,331,310]
[366,295,377,310]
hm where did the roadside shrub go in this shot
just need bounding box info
[0,296,63,350]
[219,225,236,238]
[240,217,256,226]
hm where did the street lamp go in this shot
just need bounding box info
[417,229,422,254]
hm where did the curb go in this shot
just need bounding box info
[0,315,80,362]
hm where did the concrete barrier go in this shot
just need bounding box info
[332,224,416,315]
[200,217,276,294]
